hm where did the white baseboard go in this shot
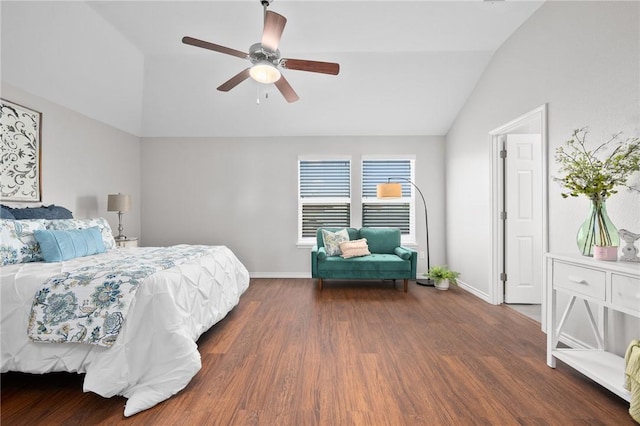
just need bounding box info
[558,332,592,350]
[249,272,311,279]
[457,279,491,303]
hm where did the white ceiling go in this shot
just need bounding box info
[4,1,545,137]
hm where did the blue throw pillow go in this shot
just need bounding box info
[9,204,73,220]
[34,227,106,262]
[0,206,15,219]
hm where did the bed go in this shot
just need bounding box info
[0,213,250,417]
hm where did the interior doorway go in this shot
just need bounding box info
[489,104,548,331]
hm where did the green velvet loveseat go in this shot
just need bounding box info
[311,227,417,292]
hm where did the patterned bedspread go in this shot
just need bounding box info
[28,245,215,347]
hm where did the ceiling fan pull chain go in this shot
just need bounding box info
[256,84,260,105]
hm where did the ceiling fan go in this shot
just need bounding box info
[182,0,340,103]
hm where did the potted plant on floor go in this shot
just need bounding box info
[554,127,640,258]
[425,265,460,291]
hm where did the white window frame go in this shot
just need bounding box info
[297,156,352,246]
[361,156,416,246]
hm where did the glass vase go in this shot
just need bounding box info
[576,197,619,256]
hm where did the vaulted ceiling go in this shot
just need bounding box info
[1,1,544,137]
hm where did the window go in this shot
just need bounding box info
[298,158,351,243]
[362,158,415,243]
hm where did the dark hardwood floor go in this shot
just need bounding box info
[1,278,633,425]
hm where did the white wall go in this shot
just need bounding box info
[1,84,142,238]
[141,136,445,276]
[1,1,144,136]
[446,1,640,299]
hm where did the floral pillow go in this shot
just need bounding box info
[0,219,47,265]
[46,218,116,250]
[321,228,350,256]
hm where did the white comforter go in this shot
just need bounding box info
[1,245,250,416]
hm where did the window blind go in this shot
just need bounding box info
[362,159,413,234]
[299,159,351,239]
[362,160,412,198]
[299,160,350,198]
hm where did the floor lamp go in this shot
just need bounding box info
[377,177,433,286]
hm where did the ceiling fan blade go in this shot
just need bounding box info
[274,75,299,103]
[217,68,251,92]
[182,36,248,59]
[261,11,287,52]
[281,58,340,75]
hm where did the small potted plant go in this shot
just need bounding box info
[425,265,460,291]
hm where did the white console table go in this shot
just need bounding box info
[546,253,640,401]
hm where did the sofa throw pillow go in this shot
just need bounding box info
[322,228,349,256]
[34,227,106,262]
[0,219,47,265]
[340,238,371,259]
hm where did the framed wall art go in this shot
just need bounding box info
[1,99,42,202]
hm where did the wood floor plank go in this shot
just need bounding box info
[1,278,634,425]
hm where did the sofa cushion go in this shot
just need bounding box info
[340,238,371,259]
[317,246,327,260]
[321,228,350,256]
[394,247,412,260]
[359,227,401,254]
[318,253,411,273]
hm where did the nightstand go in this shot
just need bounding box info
[115,237,138,248]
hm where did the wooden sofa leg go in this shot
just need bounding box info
[318,278,323,291]
[403,279,408,293]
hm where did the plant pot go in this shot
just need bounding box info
[593,246,618,261]
[577,197,619,256]
[434,280,450,291]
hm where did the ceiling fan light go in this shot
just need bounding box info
[250,62,281,84]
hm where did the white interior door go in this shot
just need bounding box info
[504,134,542,303]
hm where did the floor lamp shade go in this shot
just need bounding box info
[376,182,403,198]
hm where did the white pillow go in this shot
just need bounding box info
[340,238,371,259]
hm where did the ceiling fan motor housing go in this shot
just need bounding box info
[249,42,280,66]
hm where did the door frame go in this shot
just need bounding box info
[489,104,549,331]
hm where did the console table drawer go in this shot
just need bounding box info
[553,262,605,300]
[611,273,640,315]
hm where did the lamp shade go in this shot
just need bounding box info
[250,62,281,84]
[376,182,402,199]
[107,193,131,212]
